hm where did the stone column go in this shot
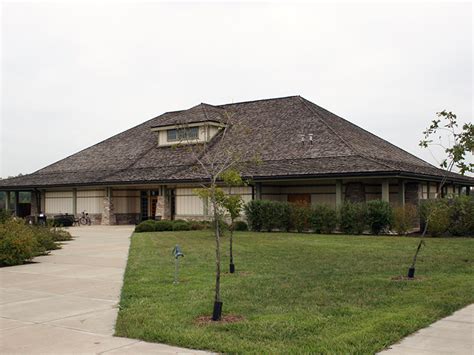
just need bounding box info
[156,186,172,220]
[102,187,116,225]
[335,180,343,209]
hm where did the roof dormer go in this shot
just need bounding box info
[150,103,227,147]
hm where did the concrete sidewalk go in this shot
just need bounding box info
[0,226,208,354]
[379,304,474,355]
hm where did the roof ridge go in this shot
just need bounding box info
[217,95,300,108]
[298,97,397,172]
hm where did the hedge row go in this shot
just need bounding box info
[420,195,474,237]
[0,217,72,266]
[245,200,393,235]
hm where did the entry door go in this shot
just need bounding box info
[150,196,158,219]
[288,194,311,206]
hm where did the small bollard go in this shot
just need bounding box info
[172,245,184,284]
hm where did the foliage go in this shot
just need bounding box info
[420,196,474,237]
[234,221,248,231]
[172,221,191,231]
[135,220,157,233]
[391,204,419,235]
[339,201,367,235]
[117,230,474,354]
[188,220,210,230]
[244,200,295,232]
[0,219,38,266]
[244,200,266,232]
[49,228,73,242]
[0,209,12,224]
[310,204,338,234]
[289,203,312,233]
[420,110,473,174]
[155,220,174,231]
[366,200,392,235]
[32,226,60,254]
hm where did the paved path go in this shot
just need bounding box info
[379,304,474,355]
[0,226,208,354]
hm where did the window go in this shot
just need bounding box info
[167,127,199,142]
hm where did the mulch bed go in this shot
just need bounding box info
[195,314,245,325]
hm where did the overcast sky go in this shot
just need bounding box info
[1,1,472,178]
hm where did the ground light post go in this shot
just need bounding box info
[172,245,184,284]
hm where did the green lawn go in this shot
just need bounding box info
[115,231,474,354]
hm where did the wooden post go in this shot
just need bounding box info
[398,180,405,206]
[382,180,390,203]
[335,180,343,209]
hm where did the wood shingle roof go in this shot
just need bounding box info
[1,96,473,188]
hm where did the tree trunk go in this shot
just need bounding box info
[211,194,223,321]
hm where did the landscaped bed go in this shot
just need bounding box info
[115,231,474,353]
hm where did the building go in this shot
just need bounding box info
[0,96,472,224]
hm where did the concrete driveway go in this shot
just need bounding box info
[0,226,207,354]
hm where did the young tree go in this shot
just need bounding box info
[222,193,244,274]
[408,111,473,278]
[176,109,259,320]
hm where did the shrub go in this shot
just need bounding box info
[234,221,248,231]
[290,203,311,232]
[339,201,367,235]
[311,204,338,234]
[172,221,191,231]
[155,220,173,231]
[447,195,474,236]
[188,220,209,230]
[0,219,38,266]
[32,226,59,254]
[391,204,419,235]
[420,196,474,237]
[49,228,73,242]
[244,200,265,231]
[366,200,392,235]
[135,220,157,233]
[0,209,12,224]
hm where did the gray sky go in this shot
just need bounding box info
[1,1,472,178]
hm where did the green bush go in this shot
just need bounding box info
[311,204,338,234]
[135,220,157,233]
[244,200,265,231]
[49,228,73,242]
[0,219,38,266]
[188,220,210,230]
[366,200,392,235]
[391,204,418,235]
[234,221,248,231]
[339,201,367,235]
[290,204,311,233]
[172,221,191,231]
[0,209,12,224]
[447,195,474,236]
[420,196,474,237]
[155,220,174,231]
[32,226,59,255]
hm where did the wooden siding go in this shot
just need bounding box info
[45,191,73,214]
[113,190,140,213]
[76,190,105,214]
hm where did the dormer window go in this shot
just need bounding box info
[151,121,226,147]
[167,127,199,142]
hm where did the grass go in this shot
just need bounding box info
[115,231,474,354]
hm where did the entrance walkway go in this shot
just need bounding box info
[0,226,208,354]
[379,304,473,354]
